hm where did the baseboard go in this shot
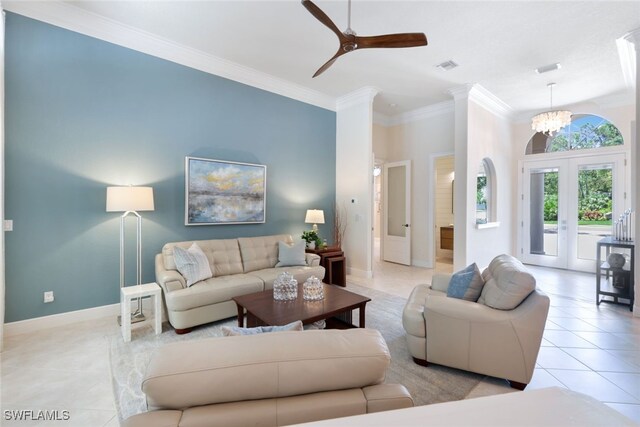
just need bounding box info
[4,297,164,337]
[347,267,373,279]
[411,259,433,268]
[4,303,120,337]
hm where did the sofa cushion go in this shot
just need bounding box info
[248,265,325,290]
[162,239,243,277]
[173,243,213,287]
[478,254,536,310]
[238,234,292,273]
[221,320,304,336]
[164,274,264,311]
[446,263,484,302]
[276,241,307,267]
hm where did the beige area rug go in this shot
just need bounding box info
[109,283,484,422]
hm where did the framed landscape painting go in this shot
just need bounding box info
[185,157,266,225]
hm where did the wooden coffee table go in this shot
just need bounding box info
[232,284,371,329]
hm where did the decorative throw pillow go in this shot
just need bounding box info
[446,263,485,302]
[173,243,213,287]
[275,240,307,267]
[221,320,304,336]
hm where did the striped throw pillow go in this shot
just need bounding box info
[173,243,213,287]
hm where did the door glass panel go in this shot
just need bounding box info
[529,168,558,257]
[577,164,613,261]
[387,165,406,237]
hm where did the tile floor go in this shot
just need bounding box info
[1,255,639,425]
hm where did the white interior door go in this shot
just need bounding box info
[522,153,625,272]
[383,160,411,265]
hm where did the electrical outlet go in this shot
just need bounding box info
[44,291,54,303]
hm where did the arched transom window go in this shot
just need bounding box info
[526,114,623,155]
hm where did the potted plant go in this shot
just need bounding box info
[301,230,322,249]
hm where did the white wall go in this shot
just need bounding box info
[376,110,455,268]
[465,99,515,268]
[336,88,377,278]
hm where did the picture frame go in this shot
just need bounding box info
[185,157,267,226]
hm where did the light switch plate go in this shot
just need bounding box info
[4,220,13,231]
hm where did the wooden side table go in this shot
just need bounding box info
[121,282,162,342]
[326,256,346,287]
[306,247,347,287]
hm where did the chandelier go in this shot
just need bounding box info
[531,83,572,135]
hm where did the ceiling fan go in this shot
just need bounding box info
[301,0,428,77]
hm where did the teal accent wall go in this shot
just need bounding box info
[4,13,336,322]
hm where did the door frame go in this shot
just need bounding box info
[428,151,455,269]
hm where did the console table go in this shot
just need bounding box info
[306,247,346,287]
[596,237,634,311]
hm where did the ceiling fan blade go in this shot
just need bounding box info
[313,48,347,78]
[301,0,347,42]
[355,33,428,49]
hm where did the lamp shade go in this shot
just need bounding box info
[106,186,155,212]
[305,209,325,224]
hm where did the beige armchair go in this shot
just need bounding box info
[403,254,550,390]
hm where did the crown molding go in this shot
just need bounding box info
[374,100,454,127]
[446,83,514,120]
[336,87,379,111]
[394,101,454,125]
[372,112,393,127]
[2,0,337,111]
[617,28,639,89]
[468,84,514,120]
[447,84,475,101]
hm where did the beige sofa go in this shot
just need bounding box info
[122,329,414,427]
[291,387,638,426]
[403,254,550,389]
[155,234,325,332]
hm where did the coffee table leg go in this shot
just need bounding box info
[236,303,244,327]
[359,302,368,328]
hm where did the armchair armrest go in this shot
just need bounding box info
[305,253,321,267]
[430,273,453,292]
[155,254,185,293]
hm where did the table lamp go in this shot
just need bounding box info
[305,209,325,232]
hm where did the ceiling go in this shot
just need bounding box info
[7,1,640,117]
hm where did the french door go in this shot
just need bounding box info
[522,153,625,272]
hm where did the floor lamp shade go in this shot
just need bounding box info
[106,186,154,212]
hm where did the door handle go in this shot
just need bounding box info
[402,224,410,228]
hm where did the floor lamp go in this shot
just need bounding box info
[106,186,154,323]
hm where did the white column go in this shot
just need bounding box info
[626,28,640,315]
[0,10,6,351]
[335,87,378,278]
[448,85,472,270]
